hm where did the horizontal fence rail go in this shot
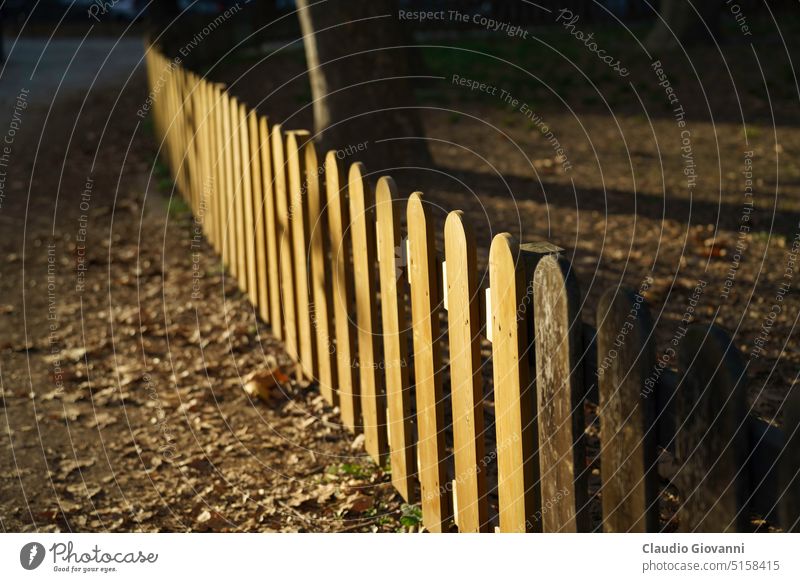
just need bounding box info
[145,46,800,533]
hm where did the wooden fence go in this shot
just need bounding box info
[145,47,800,533]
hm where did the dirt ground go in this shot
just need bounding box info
[0,38,405,533]
[2,16,800,532]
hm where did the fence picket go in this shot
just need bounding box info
[210,84,225,256]
[272,125,299,363]
[144,49,791,535]
[375,176,415,502]
[675,324,748,532]
[286,131,318,382]
[198,79,212,240]
[534,254,588,533]
[222,91,235,273]
[325,152,359,431]
[408,192,451,532]
[306,142,336,405]
[489,234,540,532]
[239,103,258,305]
[349,163,387,463]
[444,211,488,532]
[231,98,247,292]
[259,116,280,332]
[248,111,269,323]
[597,287,658,532]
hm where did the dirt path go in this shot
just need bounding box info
[0,38,403,533]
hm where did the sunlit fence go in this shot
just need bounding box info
[145,46,800,533]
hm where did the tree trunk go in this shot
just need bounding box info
[296,0,430,172]
[646,0,720,52]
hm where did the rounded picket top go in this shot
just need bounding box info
[406,191,428,234]
[444,210,468,246]
[596,286,658,532]
[675,324,748,532]
[489,233,518,271]
[348,161,367,205]
[324,150,343,195]
[375,174,397,207]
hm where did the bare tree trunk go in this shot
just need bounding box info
[296,0,430,172]
[646,0,721,52]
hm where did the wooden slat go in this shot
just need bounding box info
[375,176,415,502]
[231,97,246,291]
[489,234,540,532]
[675,324,748,532]
[349,162,387,462]
[197,78,211,236]
[306,141,336,404]
[259,116,280,332]
[780,387,800,531]
[222,91,235,272]
[189,73,202,215]
[248,110,269,321]
[534,254,588,532]
[444,211,488,532]
[325,152,359,431]
[597,287,658,532]
[186,73,198,213]
[408,191,450,532]
[272,124,298,362]
[240,103,258,306]
[286,130,317,381]
[209,83,224,254]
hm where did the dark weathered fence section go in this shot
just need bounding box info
[146,46,800,533]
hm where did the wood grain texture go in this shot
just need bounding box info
[231,97,247,292]
[375,176,415,502]
[597,287,658,532]
[259,116,280,333]
[248,111,269,323]
[489,234,540,532]
[306,142,336,405]
[444,211,488,532]
[272,124,298,362]
[348,162,387,463]
[198,79,212,241]
[408,192,451,532]
[325,152,359,431]
[533,254,588,533]
[211,84,225,256]
[675,324,748,532]
[240,103,258,306]
[286,130,317,381]
[222,92,235,273]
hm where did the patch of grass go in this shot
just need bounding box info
[167,196,191,219]
[399,503,423,528]
[328,462,372,479]
[140,116,154,136]
[153,160,176,192]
